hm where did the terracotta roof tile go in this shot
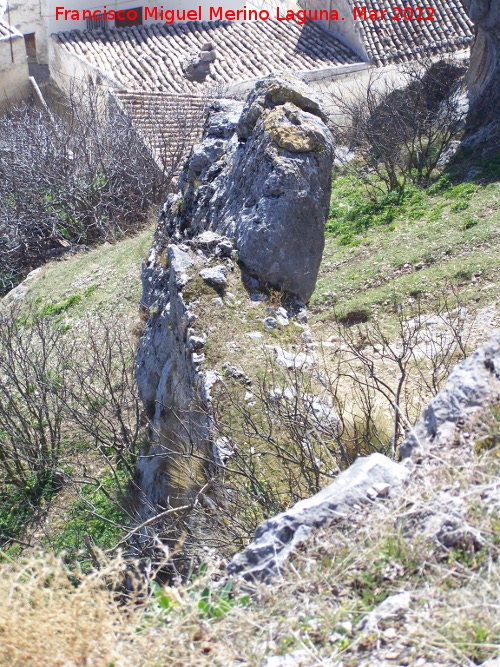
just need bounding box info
[352,0,473,65]
[53,20,360,93]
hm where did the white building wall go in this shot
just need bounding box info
[49,33,122,89]
[0,27,30,105]
[7,0,49,64]
[299,0,366,59]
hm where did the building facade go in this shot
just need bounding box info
[0,17,30,105]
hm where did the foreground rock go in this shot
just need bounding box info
[159,74,335,302]
[400,332,500,459]
[227,453,409,582]
[227,332,500,583]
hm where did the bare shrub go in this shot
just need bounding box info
[0,81,207,296]
[329,58,467,193]
[0,305,144,551]
[0,311,73,501]
[128,292,473,563]
[190,295,473,544]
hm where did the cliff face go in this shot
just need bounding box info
[465,0,500,134]
[134,75,334,520]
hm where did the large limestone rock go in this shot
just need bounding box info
[227,453,409,582]
[161,74,335,302]
[400,332,500,459]
[133,76,334,540]
[135,244,212,512]
[464,0,500,135]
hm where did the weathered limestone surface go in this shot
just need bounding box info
[135,244,212,511]
[400,332,500,459]
[227,453,410,582]
[135,75,334,518]
[162,74,335,302]
[464,0,500,134]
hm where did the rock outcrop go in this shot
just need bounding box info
[225,332,500,583]
[134,75,334,523]
[161,74,335,302]
[400,332,500,459]
[464,0,500,137]
[227,453,410,582]
[135,244,214,512]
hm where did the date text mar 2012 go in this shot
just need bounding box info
[354,5,435,20]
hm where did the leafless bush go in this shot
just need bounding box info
[184,294,473,545]
[0,311,74,500]
[329,59,467,193]
[0,305,144,548]
[333,292,471,457]
[0,81,206,296]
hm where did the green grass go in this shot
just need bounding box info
[313,157,500,324]
[21,227,154,322]
[47,470,129,571]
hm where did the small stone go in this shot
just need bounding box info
[192,353,205,364]
[276,314,289,326]
[276,307,288,319]
[211,297,224,306]
[358,592,411,632]
[274,346,317,369]
[176,273,191,289]
[264,317,277,329]
[336,620,353,635]
[215,239,234,257]
[222,363,252,384]
[296,309,308,323]
[188,335,206,351]
[247,331,263,341]
[372,482,391,497]
[200,266,227,288]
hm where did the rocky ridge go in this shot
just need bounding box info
[465,0,500,131]
[135,75,334,520]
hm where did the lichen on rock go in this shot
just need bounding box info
[159,73,335,302]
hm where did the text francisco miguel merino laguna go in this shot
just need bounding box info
[57,5,357,24]
[56,4,437,23]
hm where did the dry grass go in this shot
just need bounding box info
[0,551,136,667]
[1,402,499,667]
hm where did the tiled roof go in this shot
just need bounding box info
[0,18,18,39]
[53,20,360,93]
[112,91,208,169]
[353,0,473,66]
